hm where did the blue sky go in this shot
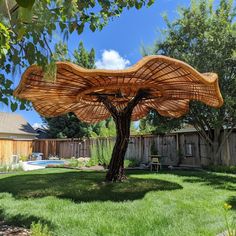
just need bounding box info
[4,0,192,127]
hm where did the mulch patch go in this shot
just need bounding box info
[0,221,30,236]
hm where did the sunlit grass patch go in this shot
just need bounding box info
[0,169,235,236]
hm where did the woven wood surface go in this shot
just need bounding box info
[14,55,223,123]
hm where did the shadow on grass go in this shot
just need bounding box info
[227,196,236,211]
[0,208,53,229]
[163,170,236,191]
[0,171,182,203]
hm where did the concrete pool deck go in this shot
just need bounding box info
[21,161,45,171]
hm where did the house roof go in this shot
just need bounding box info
[0,112,37,136]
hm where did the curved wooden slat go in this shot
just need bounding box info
[14,55,223,123]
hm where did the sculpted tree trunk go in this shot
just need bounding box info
[211,128,221,165]
[99,90,147,182]
[106,112,131,181]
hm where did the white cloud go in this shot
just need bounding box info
[95,50,130,70]
[32,123,46,129]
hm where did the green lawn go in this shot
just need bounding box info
[0,169,235,235]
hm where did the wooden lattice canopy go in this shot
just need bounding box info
[14,55,223,123]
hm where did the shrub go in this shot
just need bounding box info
[0,165,9,172]
[0,164,23,172]
[87,144,99,167]
[88,139,114,167]
[98,139,113,167]
[19,155,28,162]
[30,222,52,236]
[86,156,98,167]
[124,159,140,168]
[205,165,236,174]
[67,158,88,168]
[222,203,235,236]
[67,159,79,167]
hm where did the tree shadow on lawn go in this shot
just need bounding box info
[0,208,53,230]
[227,196,236,211]
[0,171,182,203]
[163,170,236,191]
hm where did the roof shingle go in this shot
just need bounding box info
[0,112,37,136]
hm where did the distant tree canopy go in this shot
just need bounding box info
[0,0,154,111]
[44,113,91,139]
[43,41,97,138]
[43,42,138,138]
[139,114,182,134]
[44,113,117,139]
[141,0,236,164]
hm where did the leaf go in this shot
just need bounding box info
[17,27,26,41]
[25,42,35,64]
[135,2,143,10]
[20,102,26,110]
[59,21,66,32]
[5,64,11,74]
[16,0,35,8]
[89,23,96,32]
[5,79,13,89]
[77,23,84,35]
[18,7,33,23]
[148,0,155,7]
[0,22,10,58]
[2,48,8,55]
[10,102,18,112]
[69,23,74,33]
[1,97,9,106]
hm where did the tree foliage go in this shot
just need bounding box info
[0,22,10,58]
[44,42,137,138]
[141,0,236,163]
[90,118,138,137]
[45,113,92,138]
[43,41,97,138]
[139,111,182,134]
[0,0,154,111]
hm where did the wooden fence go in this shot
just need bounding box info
[32,132,236,166]
[0,131,236,166]
[31,135,178,165]
[0,139,33,165]
[32,138,92,159]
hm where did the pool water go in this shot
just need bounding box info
[27,160,67,166]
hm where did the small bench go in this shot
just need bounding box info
[150,155,162,172]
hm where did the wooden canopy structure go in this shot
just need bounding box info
[14,55,223,181]
[14,55,223,123]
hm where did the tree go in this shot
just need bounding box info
[44,113,93,138]
[15,54,222,181]
[73,42,96,69]
[139,110,182,134]
[44,41,98,138]
[0,0,154,110]
[45,41,139,139]
[143,0,236,164]
[91,118,138,137]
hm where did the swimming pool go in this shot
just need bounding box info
[27,160,67,167]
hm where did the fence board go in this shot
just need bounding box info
[31,133,236,166]
[0,139,33,165]
[1,132,236,166]
[0,140,13,164]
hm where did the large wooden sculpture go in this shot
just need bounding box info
[14,56,223,181]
